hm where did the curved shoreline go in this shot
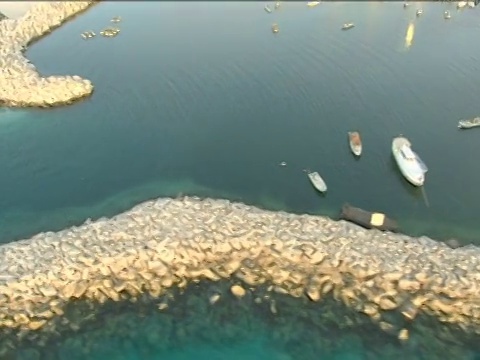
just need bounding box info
[0,1,96,108]
[0,196,479,337]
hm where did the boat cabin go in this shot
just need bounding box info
[400,144,416,161]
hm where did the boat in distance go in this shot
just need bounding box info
[458,117,480,129]
[307,171,327,193]
[348,131,362,156]
[342,23,355,30]
[392,136,428,187]
[307,1,320,7]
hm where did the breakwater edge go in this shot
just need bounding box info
[0,1,96,108]
[1,196,480,357]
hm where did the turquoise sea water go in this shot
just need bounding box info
[1,2,480,244]
[6,281,480,360]
[2,2,480,358]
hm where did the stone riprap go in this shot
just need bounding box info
[0,196,479,339]
[0,1,96,108]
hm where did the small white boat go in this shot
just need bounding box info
[467,1,476,7]
[457,1,467,8]
[342,23,355,30]
[264,4,272,13]
[403,2,409,8]
[307,1,320,7]
[416,9,423,16]
[392,136,428,187]
[444,10,451,19]
[458,117,480,129]
[348,131,362,156]
[275,1,281,9]
[307,171,327,193]
[271,23,279,33]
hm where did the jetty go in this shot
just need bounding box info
[0,1,97,108]
[0,195,479,346]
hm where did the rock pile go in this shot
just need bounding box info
[0,1,97,108]
[0,196,479,338]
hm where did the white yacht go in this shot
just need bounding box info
[392,136,428,187]
[458,117,480,129]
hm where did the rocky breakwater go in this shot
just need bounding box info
[0,1,96,108]
[0,196,480,340]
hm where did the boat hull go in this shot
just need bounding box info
[307,172,327,193]
[348,132,362,156]
[392,136,425,187]
[458,119,480,129]
[340,203,399,232]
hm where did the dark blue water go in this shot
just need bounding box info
[1,2,480,244]
[1,3,480,357]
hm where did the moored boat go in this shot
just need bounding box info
[457,1,467,9]
[392,136,427,187]
[340,204,399,232]
[264,4,272,13]
[271,23,279,33]
[275,1,281,9]
[467,1,476,8]
[458,117,480,129]
[81,31,95,39]
[416,9,423,16]
[307,1,320,7]
[342,23,355,30]
[348,131,362,156]
[444,10,451,19]
[307,171,327,193]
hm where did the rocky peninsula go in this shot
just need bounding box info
[0,195,479,345]
[0,1,96,108]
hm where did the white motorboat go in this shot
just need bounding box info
[444,10,451,19]
[392,136,427,187]
[307,171,327,193]
[264,4,272,13]
[467,1,476,7]
[458,117,480,129]
[457,1,467,8]
[342,23,355,30]
[416,9,423,16]
[307,1,320,7]
[348,131,362,156]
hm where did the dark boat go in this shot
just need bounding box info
[340,203,399,232]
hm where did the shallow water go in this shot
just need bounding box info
[5,281,480,360]
[0,2,480,245]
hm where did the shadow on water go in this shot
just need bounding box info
[3,281,480,360]
[389,154,425,203]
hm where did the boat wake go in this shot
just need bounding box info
[421,185,430,208]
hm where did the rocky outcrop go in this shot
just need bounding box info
[0,196,479,338]
[0,1,97,108]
